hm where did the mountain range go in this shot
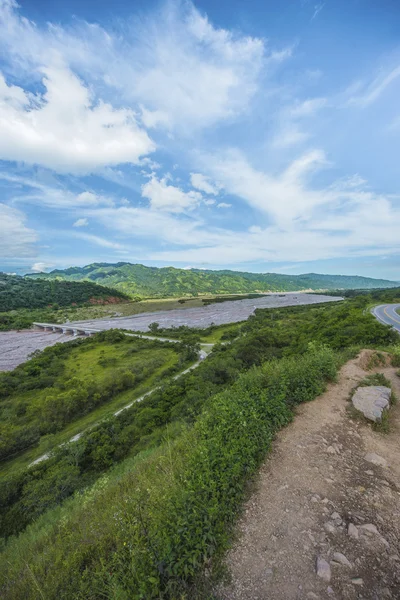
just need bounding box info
[26,263,400,298]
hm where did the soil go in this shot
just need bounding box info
[218,350,400,600]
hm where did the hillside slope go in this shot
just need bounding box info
[26,262,399,297]
[0,273,129,311]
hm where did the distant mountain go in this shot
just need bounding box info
[0,273,129,311]
[25,262,399,298]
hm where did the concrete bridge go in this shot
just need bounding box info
[33,322,101,337]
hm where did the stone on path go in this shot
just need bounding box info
[352,386,391,422]
[348,523,359,539]
[316,557,331,582]
[364,452,388,467]
[332,552,352,568]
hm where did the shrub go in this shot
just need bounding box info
[0,345,337,599]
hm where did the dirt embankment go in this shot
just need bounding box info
[219,350,400,600]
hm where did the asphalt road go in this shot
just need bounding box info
[372,303,400,333]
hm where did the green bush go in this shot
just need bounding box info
[0,345,337,599]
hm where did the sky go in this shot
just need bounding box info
[0,0,399,280]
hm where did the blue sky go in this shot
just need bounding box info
[0,0,399,280]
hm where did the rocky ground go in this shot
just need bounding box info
[0,330,71,371]
[218,351,400,600]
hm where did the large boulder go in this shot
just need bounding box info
[352,386,391,422]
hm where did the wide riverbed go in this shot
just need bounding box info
[1,293,342,372]
[67,292,342,332]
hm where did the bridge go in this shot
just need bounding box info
[33,322,101,337]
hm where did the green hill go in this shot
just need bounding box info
[26,262,399,297]
[0,273,129,312]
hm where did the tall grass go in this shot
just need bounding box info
[0,344,338,599]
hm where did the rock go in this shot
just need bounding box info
[348,523,359,539]
[316,557,331,582]
[360,523,379,535]
[352,386,391,422]
[364,452,388,467]
[365,470,374,475]
[324,522,336,535]
[351,577,364,586]
[326,446,337,454]
[332,552,352,567]
[307,593,319,599]
[331,512,342,523]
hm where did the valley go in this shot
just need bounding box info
[1,287,400,599]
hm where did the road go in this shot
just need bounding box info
[372,303,400,334]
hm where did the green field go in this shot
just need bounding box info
[0,333,183,477]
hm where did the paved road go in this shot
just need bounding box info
[372,304,400,334]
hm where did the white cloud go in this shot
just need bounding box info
[272,97,327,148]
[0,67,155,174]
[190,173,220,195]
[344,64,400,108]
[0,0,280,133]
[31,261,54,272]
[311,3,325,21]
[0,173,116,208]
[289,97,327,117]
[73,218,88,227]
[203,148,329,223]
[216,202,232,208]
[0,203,37,258]
[141,175,202,213]
[273,125,310,148]
[72,232,124,250]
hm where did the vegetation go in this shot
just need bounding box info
[0,274,129,330]
[1,345,338,599]
[0,290,399,599]
[26,261,399,297]
[0,331,187,464]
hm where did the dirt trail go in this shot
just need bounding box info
[219,351,400,600]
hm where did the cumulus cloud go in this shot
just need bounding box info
[141,175,202,213]
[0,203,37,258]
[73,218,88,227]
[0,68,155,174]
[216,202,232,208]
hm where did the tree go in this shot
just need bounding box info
[149,322,160,333]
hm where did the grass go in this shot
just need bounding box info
[200,323,240,343]
[0,345,338,600]
[0,343,179,477]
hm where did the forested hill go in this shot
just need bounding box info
[25,262,399,297]
[0,273,129,311]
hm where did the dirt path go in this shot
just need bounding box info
[218,351,400,600]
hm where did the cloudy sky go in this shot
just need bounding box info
[0,0,399,279]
